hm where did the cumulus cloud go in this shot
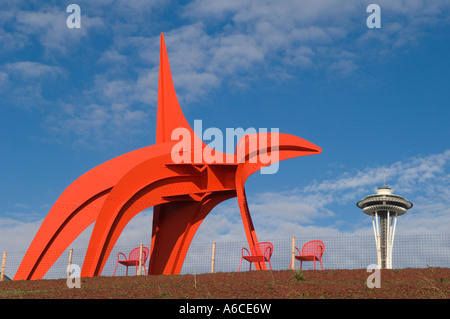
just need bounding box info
[2,1,449,146]
[0,62,67,109]
[0,71,8,92]
[1,149,448,274]
[0,217,43,253]
[181,0,450,79]
[4,61,65,79]
[45,101,150,148]
[14,7,105,56]
[192,149,450,242]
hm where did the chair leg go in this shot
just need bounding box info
[238,257,243,272]
[320,260,323,270]
[300,261,303,270]
[289,258,295,269]
[113,262,119,276]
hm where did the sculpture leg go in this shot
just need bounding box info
[149,192,235,275]
[14,144,163,280]
[236,188,266,271]
[14,190,109,280]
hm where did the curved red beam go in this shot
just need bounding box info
[15,33,321,280]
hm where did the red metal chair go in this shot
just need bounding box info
[113,246,150,276]
[238,242,273,271]
[290,240,324,270]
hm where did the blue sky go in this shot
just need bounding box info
[0,0,449,252]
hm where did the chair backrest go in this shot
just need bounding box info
[302,240,324,258]
[129,246,150,262]
[252,242,273,260]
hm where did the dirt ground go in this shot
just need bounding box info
[0,268,449,299]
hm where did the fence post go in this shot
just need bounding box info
[1,251,6,281]
[138,243,143,275]
[211,241,216,273]
[67,248,73,278]
[291,236,296,270]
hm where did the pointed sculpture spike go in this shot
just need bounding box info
[156,32,191,143]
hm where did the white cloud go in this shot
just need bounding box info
[0,71,8,92]
[1,61,68,109]
[194,149,450,242]
[4,61,65,79]
[97,50,128,65]
[15,8,105,56]
[1,63,66,110]
[0,28,27,56]
[1,149,448,278]
[0,217,43,253]
[181,0,450,79]
[3,1,448,145]
[45,101,150,148]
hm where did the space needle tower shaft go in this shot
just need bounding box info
[357,185,412,269]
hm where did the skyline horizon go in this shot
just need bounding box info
[1,1,449,257]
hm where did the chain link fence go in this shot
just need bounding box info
[1,234,449,280]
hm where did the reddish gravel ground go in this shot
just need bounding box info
[0,268,448,299]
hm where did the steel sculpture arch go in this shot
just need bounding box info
[14,33,321,280]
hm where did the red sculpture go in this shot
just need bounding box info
[14,33,321,280]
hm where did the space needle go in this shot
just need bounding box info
[357,179,413,269]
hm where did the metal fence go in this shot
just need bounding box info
[1,234,449,280]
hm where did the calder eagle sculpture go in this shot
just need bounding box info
[15,33,321,280]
